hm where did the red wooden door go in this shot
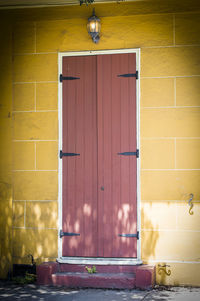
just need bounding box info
[62,53,137,258]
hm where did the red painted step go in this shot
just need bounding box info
[37,262,155,290]
[58,263,137,273]
[52,272,136,289]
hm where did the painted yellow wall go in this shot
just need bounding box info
[0,1,200,285]
[0,19,13,278]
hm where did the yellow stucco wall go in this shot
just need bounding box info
[0,19,13,278]
[0,2,200,286]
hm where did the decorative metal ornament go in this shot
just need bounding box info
[158,264,171,276]
[87,9,101,43]
[188,193,194,215]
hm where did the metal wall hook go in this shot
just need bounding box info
[158,264,171,276]
[188,193,194,215]
[27,254,36,265]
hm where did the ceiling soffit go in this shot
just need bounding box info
[0,0,200,20]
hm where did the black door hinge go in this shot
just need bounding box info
[60,230,80,238]
[59,74,80,82]
[117,71,138,79]
[118,149,139,158]
[118,231,139,239]
[60,151,80,158]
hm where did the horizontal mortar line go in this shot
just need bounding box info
[86,11,200,20]
[13,170,58,172]
[141,169,200,171]
[13,51,57,56]
[14,256,57,258]
[0,7,196,14]
[141,44,200,49]
[28,227,58,230]
[172,11,200,16]
[141,137,175,140]
[5,10,196,16]
[13,256,57,260]
[141,200,200,203]
[13,81,58,84]
[141,137,200,140]
[141,106,200,109]
[13,200,58,202]
[137,11,200,17]
[13,81,36,84]
[146,259,200,264]
[141,75,200,79]
[12,226,26,229]
[13,140,58,142]
[142,229,200,232]
[13,226,58,230]
[12,110,58,113]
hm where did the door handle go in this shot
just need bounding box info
[101,186,104,191]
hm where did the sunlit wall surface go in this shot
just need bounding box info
[0,0,200,285]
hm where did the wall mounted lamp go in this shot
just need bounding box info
[87,9,101,43]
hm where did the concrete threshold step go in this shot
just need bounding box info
[52,272,136,289]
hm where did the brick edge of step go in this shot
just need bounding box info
[52,272,136,289]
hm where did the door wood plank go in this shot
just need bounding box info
[62,56,98,257]
[97,53,137,258]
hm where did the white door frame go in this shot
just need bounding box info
[57,48,141,265]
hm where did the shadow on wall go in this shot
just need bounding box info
[141,207,173,285]
[0,182,12,278]
[141,207,159,260]
[0,20,13,279]
[141,206,175,285]
[12,200,58,266]
[12,227,58,266]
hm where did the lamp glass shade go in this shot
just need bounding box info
[87,16,101,34]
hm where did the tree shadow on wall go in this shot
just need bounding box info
[141,207,159,261]
[12,227,58,267]
[141,206,174,286]
[0,182,12,279]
